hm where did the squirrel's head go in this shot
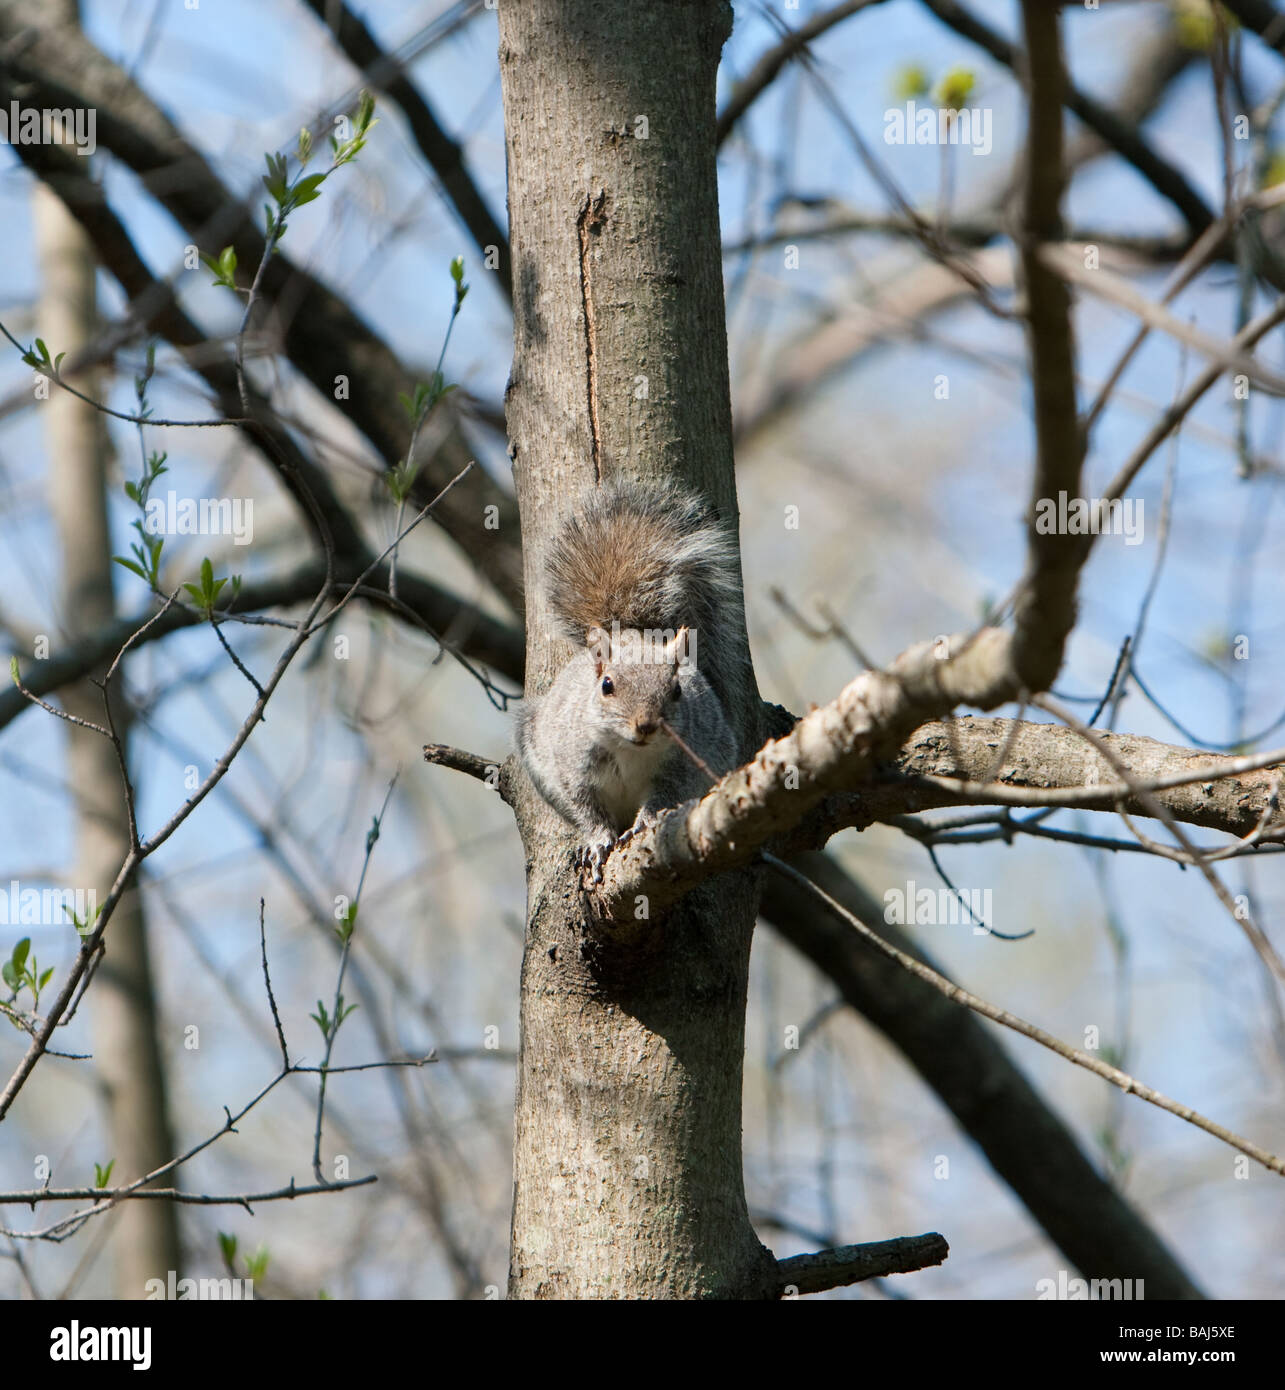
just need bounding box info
[586,625,692,747]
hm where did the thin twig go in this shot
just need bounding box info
[765,853,1285,1176]
[259,898,289,1069]
[1034,695,1285,986]
[777,1231,949,1295]
[311,771,400,1183]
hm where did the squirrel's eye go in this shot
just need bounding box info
[600,676,614,696]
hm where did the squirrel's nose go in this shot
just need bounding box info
[634,718,657,738]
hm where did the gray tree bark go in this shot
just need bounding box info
[499,0,779,1299]
[35,164,181,1295]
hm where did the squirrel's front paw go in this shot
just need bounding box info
[616,809,658,849]
[575,836,615,887]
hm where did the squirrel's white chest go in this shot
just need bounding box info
[597,739,669,830]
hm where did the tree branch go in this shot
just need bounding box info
[0,0,523,603]
[300,0,512,299]
[777,1232,949,1296]
[715,0,889,149]
[1,560,524,734]
[596,682,1285,918]
[766,853,1285,1178]
[762,851,1204,1298]
[422,742,504,785]
[920,0,1215,235]
[800,715,1285,845]
[1221,0,1285,58]
[1011,0,1082,694]
[732,16,1201,446]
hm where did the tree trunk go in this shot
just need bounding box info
[499,0,776,1298]
[35,166,181,1296]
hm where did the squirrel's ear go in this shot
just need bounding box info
[586,625,611,672]
[665,626,693,666]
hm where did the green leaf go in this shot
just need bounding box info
[218,1231,238,1265]
[9,656,18,685]
[201,248,239,290]
[291,172,327,208]
[1264,149,1285,190]
[1,961,18,990]
[935,66,976,109]
[450,255,465,285]
[893,63,931,102]
[263,152,290,204]
[114,557,148,581]
[94,1159,114,1189]
[1173,0,1235,51]
[12,938,30,973]
[38,967,54,991]
[67,901,103,939]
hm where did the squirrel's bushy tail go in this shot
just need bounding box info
[546,478,740,650]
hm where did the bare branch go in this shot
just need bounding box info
[716,0,889,148]
[422,743,501,784]
[300,0,512,298]
[765,854,1285,1178]
[259,898,289,1070]
[1040,241,1285,395]
[0,1,524,601]
[1011,0,1082,695]
[761,852,1204,1297]
[807,715,1285,844]
[920,0,1215,234]
[1033,695,1285,986]
[777,1231,950,1296]
[0,560,524,736]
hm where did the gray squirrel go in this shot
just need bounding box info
[516,478,741,882]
